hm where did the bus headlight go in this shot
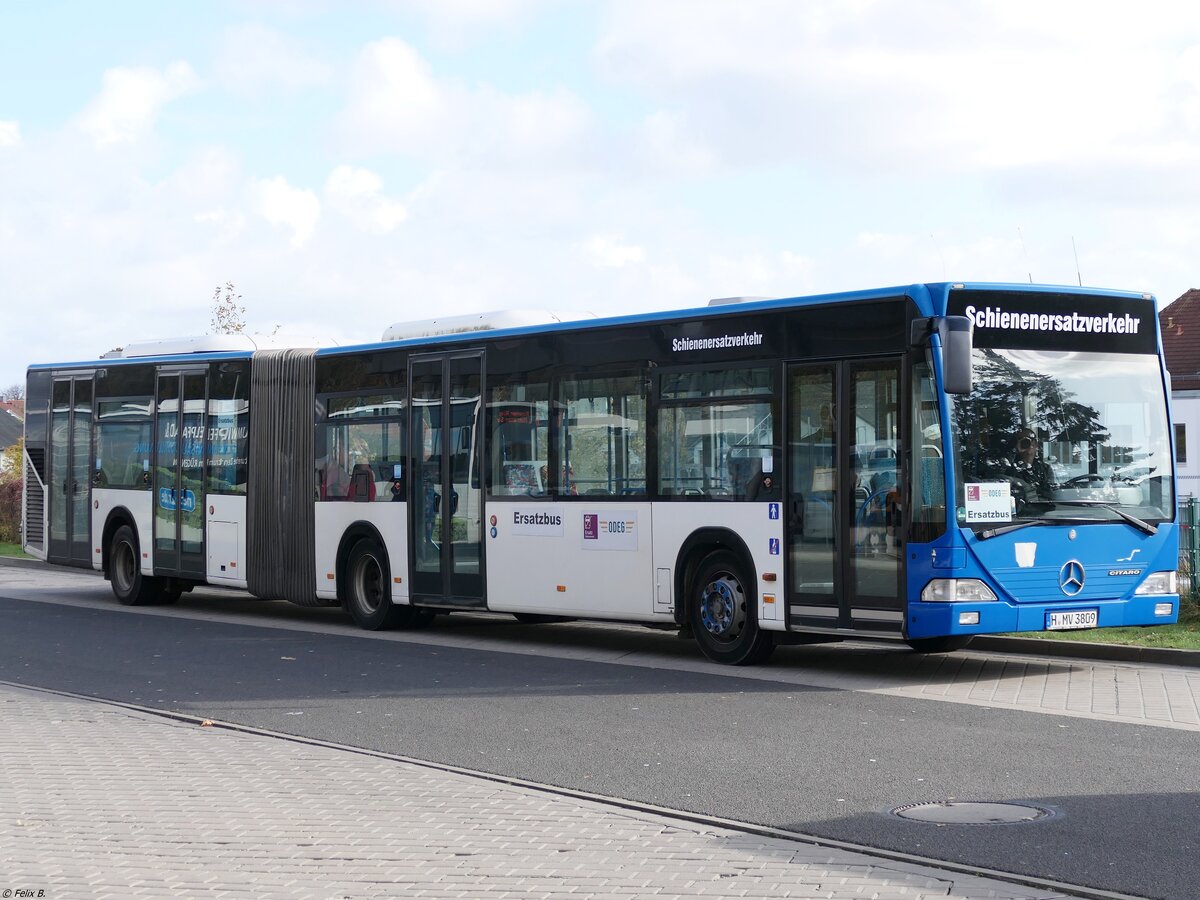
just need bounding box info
[921,579,997,603]
[1135,571,1177,595]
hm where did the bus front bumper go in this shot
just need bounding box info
[906,595,1179,639]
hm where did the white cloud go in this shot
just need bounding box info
[581,235,645,268]
[596,1,1200,179]
[706,251,784,294]
[636,111,716,176]
[77,61,199,147]
[163,147,243,202]
[325,165,408,234]
[397,0,545,27]
[338,38,592,167]
[194,209,248,243]
[7,1,1200,394]
[248,176,320,246]
[390,0,548,49]
[480,86,592,159]
[214,24,333,97]
[341,38,443,151]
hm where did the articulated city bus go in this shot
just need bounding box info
[22,283,1179,664]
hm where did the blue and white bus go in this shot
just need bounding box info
[21,283,1179,664]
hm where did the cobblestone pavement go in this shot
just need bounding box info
[869,651,1200,729]
[0,682,1081,900]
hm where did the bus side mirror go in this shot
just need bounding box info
[938,316,973,395]
[912,315,973,395]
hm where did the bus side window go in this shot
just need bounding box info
[487,380,550,497]
[557,373,646,497]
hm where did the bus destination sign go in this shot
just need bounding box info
[947,290,1157,354]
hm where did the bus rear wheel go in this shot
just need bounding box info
[689,551,775,666]
[346,538,403,630]
[109,525,173,606]
[907,635,974,653]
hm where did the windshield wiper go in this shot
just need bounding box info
[1050,499,1158,536]
[977,519,1042,540]
[976,516,1095,540]
[976,502,1158,540]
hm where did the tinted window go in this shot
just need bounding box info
[208,362,249,495]
[558,374,646,496]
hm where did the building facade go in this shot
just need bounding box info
[1160,289,1200,498]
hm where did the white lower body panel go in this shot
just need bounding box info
[484,500,786,629]
[207,494,247,588]
[485,502,660,620]
[314,501,410,605]
[650,501,786,632]
[92,488,153,576]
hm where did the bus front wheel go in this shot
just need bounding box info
[689,551,775,666]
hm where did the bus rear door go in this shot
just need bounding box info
[409,352,485,606]
[153,369,207,580]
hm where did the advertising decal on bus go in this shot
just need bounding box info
[581,511,638,550]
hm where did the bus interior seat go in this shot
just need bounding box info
[348,465,376,501]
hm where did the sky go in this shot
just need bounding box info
[3,0,1200,391]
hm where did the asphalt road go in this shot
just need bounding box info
[1,580,1198,899]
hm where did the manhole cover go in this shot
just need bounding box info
[890,801,1054,825]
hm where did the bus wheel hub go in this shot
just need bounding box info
[700,576,743,637]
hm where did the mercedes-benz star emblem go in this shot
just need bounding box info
[1059,560,1086,596]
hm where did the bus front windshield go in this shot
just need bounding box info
[951,349,1173,528]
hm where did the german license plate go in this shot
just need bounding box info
[1046,609,1098,630]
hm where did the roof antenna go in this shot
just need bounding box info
[1071,236,1082,286]
[1017,227,1033,283]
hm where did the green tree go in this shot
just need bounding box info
[0,437,24,544]
[0,437,19,475]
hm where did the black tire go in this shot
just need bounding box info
[689,551,775,666]
[157,582,184,605]
[907,635,974,654]
[109,524,170,606]
[345,538,404,630]
[405,607,436,628]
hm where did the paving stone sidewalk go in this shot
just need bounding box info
[0,682,1079,899]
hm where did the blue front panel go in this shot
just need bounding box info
[906,523,1179,638]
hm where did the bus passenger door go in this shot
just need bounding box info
[786,360,903,633]
[845,360,903,631]
[409,353,485,607]
[786,365,838,626]
[153,370,207,579]
[48,374,94,566]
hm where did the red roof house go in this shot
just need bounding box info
[1160,289,1200,389]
